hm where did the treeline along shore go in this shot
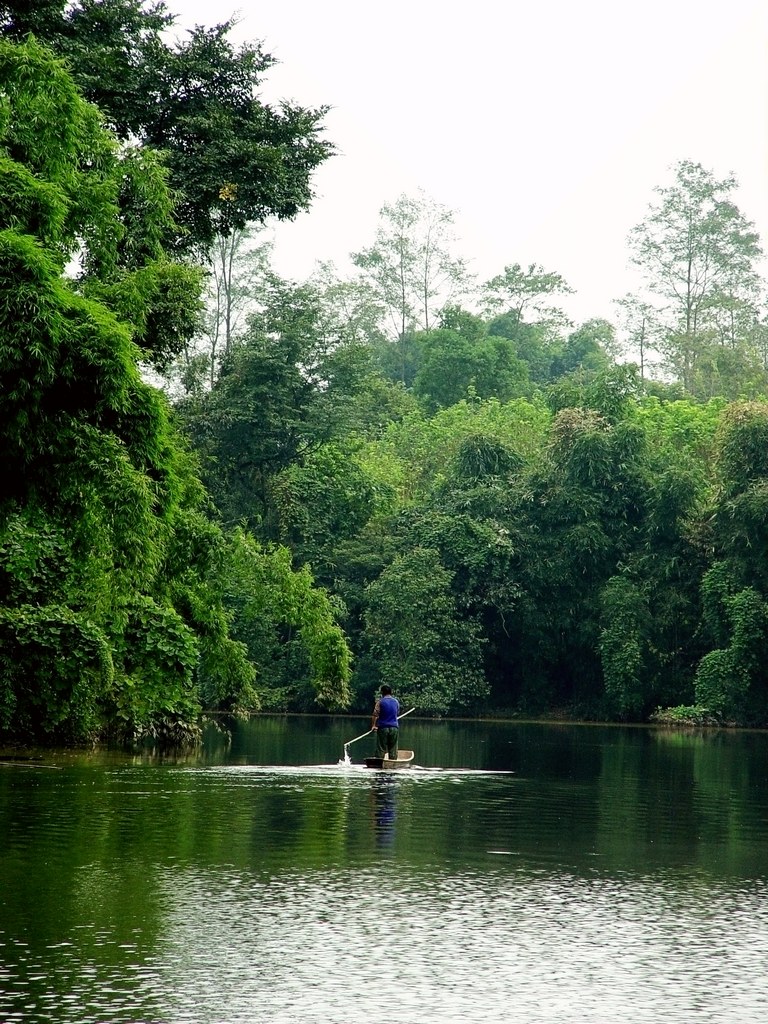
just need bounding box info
[2,3,768,744]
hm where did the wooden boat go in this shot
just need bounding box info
[363,749,414,770]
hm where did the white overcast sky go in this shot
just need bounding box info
[167,0,768,325]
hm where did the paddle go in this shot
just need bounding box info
[342,707,416,762]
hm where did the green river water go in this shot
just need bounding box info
[2,717,768,1023]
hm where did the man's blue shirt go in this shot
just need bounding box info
[377,695,400,728]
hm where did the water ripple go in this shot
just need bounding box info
[4,721,768,1023]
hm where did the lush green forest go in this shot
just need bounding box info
[3,2,768,742]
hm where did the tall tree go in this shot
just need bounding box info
[481,263,575,384]
[614,293,659,380]
[352,191,471,379]
[482,262,573,327]
[176,226,272,392]
[627,160,763,392]
[308,261,387,349]
[0,1,334,254]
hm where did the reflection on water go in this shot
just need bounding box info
[370,775,397,847]
[4,862,768,1023]
[2,719,768,1022]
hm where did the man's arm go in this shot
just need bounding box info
[371,698,381,730]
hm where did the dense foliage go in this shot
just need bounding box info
[0,36,349,743]
[0,0,333,256]
[3,8,768,740]
[171,168,768,724]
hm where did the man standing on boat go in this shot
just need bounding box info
[371,685,400,760]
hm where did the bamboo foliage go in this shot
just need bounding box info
[0,39,249,741]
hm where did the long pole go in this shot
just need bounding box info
[344,727,373,748]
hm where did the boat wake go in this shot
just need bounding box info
[194,763,515,779]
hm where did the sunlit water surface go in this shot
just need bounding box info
[2,718,768,1023]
